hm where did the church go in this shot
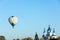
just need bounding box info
[42,25,57,40]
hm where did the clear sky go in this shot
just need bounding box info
[0,0,60,40]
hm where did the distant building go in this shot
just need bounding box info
[42,25,57,40]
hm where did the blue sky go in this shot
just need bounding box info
[0,0,60,40]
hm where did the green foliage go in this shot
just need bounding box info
[34,32,39,40]
[57,36,60,40]
[22,37,33,40]
[0,36,6,40]
[40,38,44,40]
[16,38,20,40]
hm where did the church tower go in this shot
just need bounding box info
[47,25,51,37]
[52,28,57,39]
[42,28,47,40]
[42,28,46,37]
[52,28,56,36]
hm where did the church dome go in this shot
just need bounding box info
[47,26,51,33]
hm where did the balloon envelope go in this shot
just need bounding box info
[8,16,18,28]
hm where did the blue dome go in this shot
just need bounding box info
[47,25,51,33]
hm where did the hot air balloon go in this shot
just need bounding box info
[8,16,18,29]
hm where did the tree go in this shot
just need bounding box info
[34,32,39,40]
[57,36,60,40]
[40,38,44,40]
[22,37,33,40]
[27,37,33,40]
[0,36,6,40]
[16,38,20,40]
